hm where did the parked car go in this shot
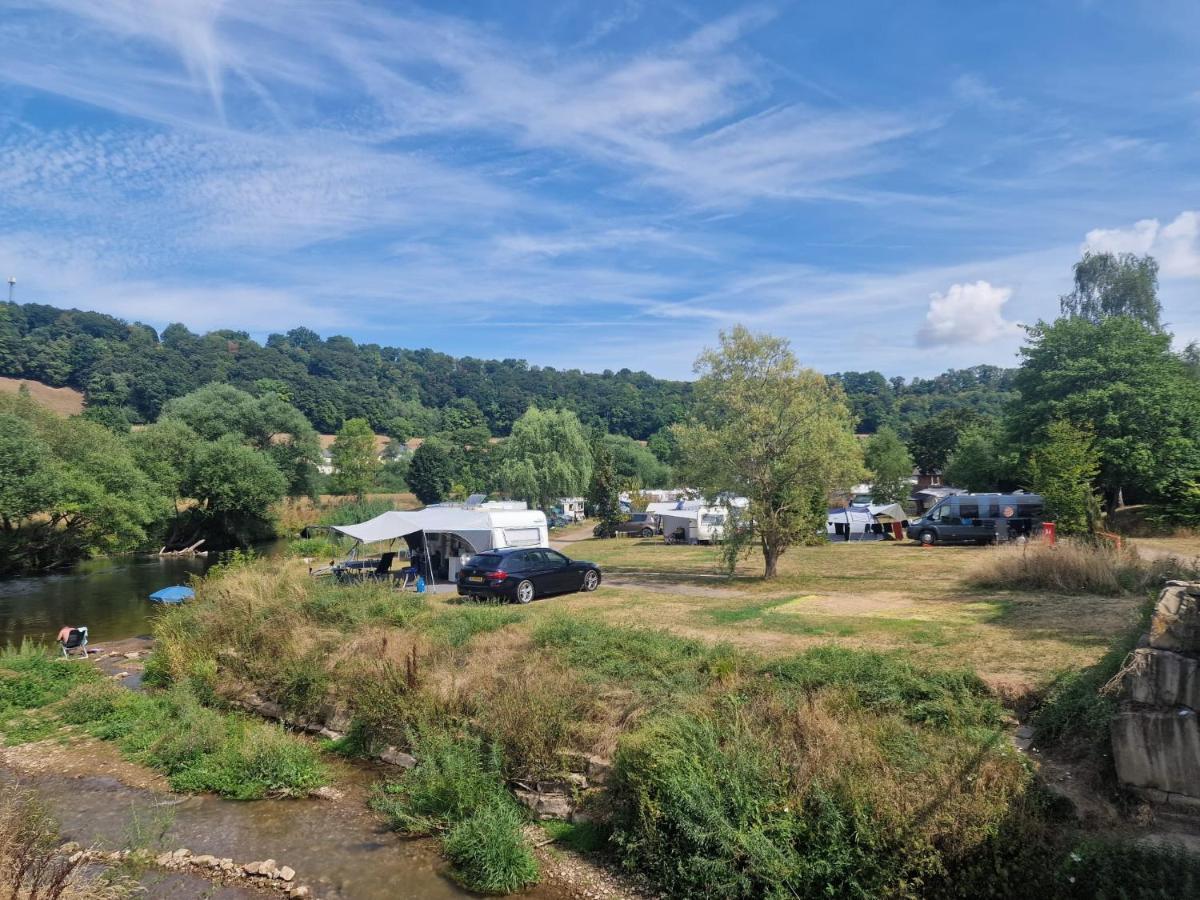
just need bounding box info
[617,512,659,538]
[456,547,601,603]
[907,493,1045,546]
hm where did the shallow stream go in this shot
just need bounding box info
[0,548,497,900]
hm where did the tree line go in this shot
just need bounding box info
[0,301,1025,444]
[0,304,690,440]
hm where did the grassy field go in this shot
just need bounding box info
[480,536,1145,691]
[0,376,84,415]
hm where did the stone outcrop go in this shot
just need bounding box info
[1111,581,1200,810]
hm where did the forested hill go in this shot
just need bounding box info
[0,302,690,438]
[0,301,1015,438]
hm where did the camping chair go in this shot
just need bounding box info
[60,627,88,659]
[369,552,397,580]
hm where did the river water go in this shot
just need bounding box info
[0,550,488,900]
[0,553,216,647]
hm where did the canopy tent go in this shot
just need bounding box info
[826,504,909,541]
[327,508,549,585]
[865,502,908,524]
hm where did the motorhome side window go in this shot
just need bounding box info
[959,502,979,520]
[1018,502,1044,518]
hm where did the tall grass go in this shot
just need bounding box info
[372,728,539,893]
[1,645,325,800]
[968,538,1198,595]
[0,791,127,900]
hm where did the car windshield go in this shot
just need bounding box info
[466,554,503,569]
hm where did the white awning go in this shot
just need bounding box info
[866,503,908,523]
[328,508,546,552]
[328,509,491,543]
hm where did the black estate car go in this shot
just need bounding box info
[456,547,602,604]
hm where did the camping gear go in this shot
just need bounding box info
[149,585,195,604]
[326,507,549,587]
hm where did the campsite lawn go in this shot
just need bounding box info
[438,537,1143,691]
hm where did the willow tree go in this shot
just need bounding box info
[675,327,863,578]
[498,406,592,512]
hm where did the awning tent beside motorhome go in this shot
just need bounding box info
[826,503,908,541]
[329,508,547,553]
[327,507,549,585]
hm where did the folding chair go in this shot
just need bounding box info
[60,627,88,659]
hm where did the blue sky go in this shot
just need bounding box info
[0,1,1197,379]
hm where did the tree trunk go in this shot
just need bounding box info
[762,541,781,579]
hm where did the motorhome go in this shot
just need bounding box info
[906,493,1045,545]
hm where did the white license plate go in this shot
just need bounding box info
[468,576,485,583]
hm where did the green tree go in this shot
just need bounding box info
[1012,315,1200,509]
[161,383,319,498]
[586,440,622,534]
[647,427,681,467]
[330,418,379,500]
[675,326,864,578]
[497,407,593,512]
[908,409,979,475]
[602,433,672,490]
[943,426,1013,492]
[182,436,288,546]
[1060,251,1162,331]
[862,427,912,504]
[0,393,164,574]
[0,413,59,529]
[407,441,453,505]
[1027,420,1102,534]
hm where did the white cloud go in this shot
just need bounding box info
[915,281,1021,346]
[1082,211,1200,278]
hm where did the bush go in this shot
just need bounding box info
[288,536,341,558]
[442,798,539,894]
[968,539,1198,595]
[372,729,510,835]
[171,720,327,799]
[610,673,1029,900]
[59,681,123,724]
[1056,836,1200,898]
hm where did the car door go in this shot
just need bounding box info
[540,549,578,592]
[956,499,991,543]
[518,550,555,595]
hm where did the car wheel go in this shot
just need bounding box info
[640,528,654,538]
[516,580,535,604]
[919,530,936,546]
[582,570,600,592]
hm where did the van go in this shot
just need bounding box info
[906,493,1045,546]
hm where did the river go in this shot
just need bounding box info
[0,553,218,647]
[0,548,490,900]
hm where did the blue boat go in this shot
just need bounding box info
[149,585,195,604]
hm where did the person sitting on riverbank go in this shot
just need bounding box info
[57,625,89,659]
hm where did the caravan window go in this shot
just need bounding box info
[701,513,726,526]
[503,527,542,547]
[959,502,980,520]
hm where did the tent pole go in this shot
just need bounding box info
[424,530,436,587]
